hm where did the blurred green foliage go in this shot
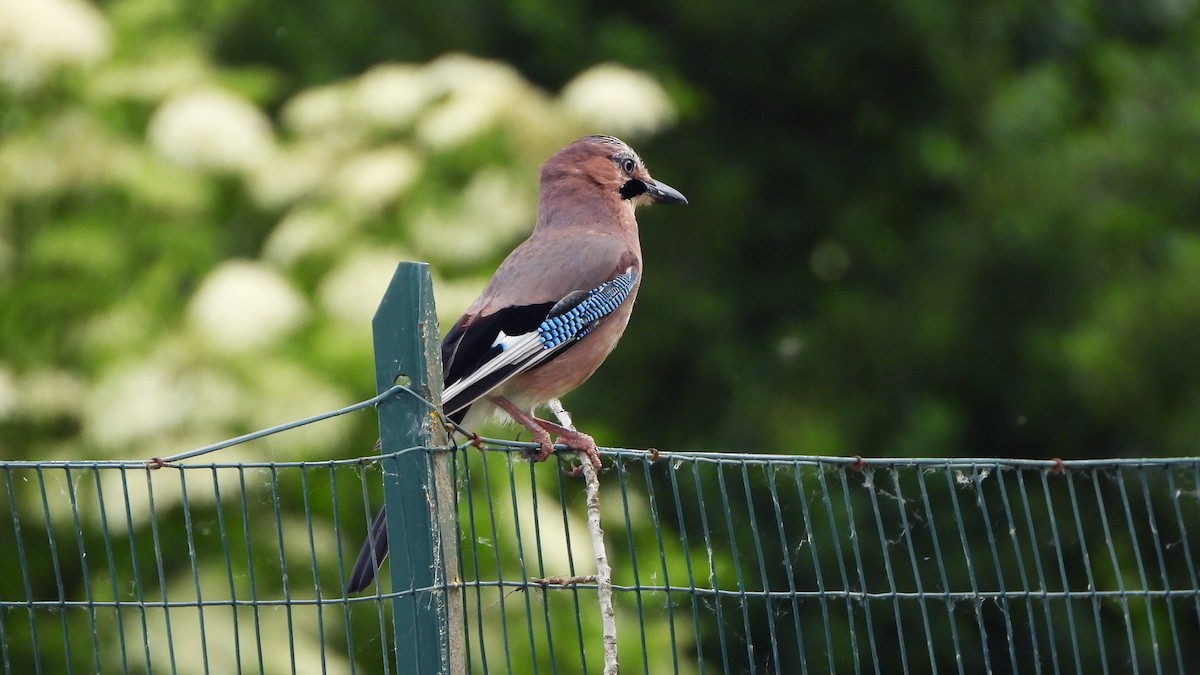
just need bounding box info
[7,0,1200,470]
[4,0,1200,671]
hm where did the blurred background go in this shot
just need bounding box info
[3,0,1200,671]
[5,0,1200,465]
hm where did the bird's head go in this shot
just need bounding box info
[540,135,687,209]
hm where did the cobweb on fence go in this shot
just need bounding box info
[2,447,1199,674]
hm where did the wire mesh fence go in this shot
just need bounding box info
[3,446,1199,673]
[0,455,395,674]
[454,448,1200,674]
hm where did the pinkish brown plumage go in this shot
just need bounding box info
[347,135,686,594]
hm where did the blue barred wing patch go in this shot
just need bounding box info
[539,272,637,349]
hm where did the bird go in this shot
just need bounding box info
[345,135,686,594]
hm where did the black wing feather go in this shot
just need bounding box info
[440,302,555,418]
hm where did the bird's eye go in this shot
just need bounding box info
[621,158,637,174]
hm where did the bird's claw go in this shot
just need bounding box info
[576,442,602,471]
[552,432,602,477]
[563,451,602,478]
[529,439,555,463]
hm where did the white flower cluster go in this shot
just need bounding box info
[0,0,111,91]
[409,168,535,266]
[561,63,677,137]
[148,89,276,173]
[187,260,308,354]
[417,55,544,148]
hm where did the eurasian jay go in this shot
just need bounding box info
[346,135,686,594]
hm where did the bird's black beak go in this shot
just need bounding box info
[645,178,688,205]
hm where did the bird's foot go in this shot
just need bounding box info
[531,419,601,475]
[527,425,557,463]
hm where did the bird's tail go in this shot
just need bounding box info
[346,507,388,593]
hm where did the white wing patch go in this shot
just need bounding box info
[491,331,523,351]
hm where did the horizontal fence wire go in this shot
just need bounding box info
[2,446,1200,674]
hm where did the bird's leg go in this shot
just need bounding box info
[490,396,602,470]
[490,396,556,462]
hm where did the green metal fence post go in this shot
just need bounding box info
[372,261,463,674]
